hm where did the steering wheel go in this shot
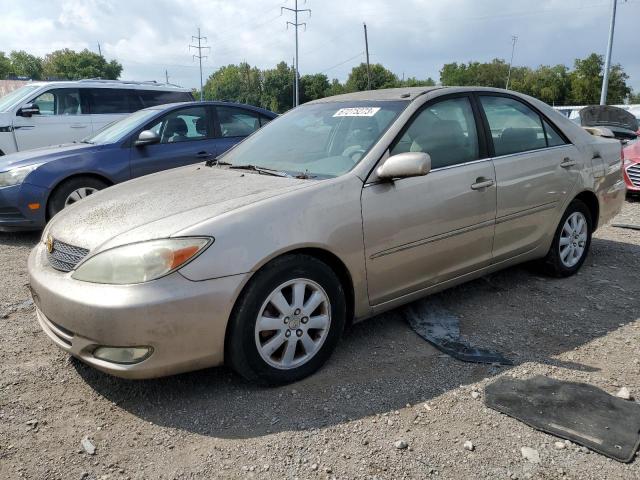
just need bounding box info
[342,145,367,163]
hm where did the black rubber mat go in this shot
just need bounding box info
[485,376,640,462]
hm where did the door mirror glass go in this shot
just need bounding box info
[377,152,431,180]
[135,130,160,147]
[17,103,40,117]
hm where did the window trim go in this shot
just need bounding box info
[474,92,570,158]
[387,92,489,169]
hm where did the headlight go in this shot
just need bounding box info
[72,237,212,284]
[0,164,41,188]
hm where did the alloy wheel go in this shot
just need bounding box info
[559,211,588,268]
[64,187,99,207]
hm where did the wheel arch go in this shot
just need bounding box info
[573,190,600,231]
[46,173,115,220]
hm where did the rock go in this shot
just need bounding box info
[81,437,96,455]
[471,391,481,400]
[310,463,318,471]
[615,387,632,400]
[26,419,38,427]
[554,441,566,450]
[394,440,408,450]
[521,447,540,463]
[464,441,474,451]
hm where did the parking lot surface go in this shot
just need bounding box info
[1,200,639,479]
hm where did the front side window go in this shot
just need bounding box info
[480,96,547,156]
[391,97,480,169]
[216,106,261,137]
[146,106,209,144]
[222,100,407,178]
[84,108,161,145]
[31,89,82,115]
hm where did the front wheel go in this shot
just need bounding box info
[540,199,593,277]
[226,254,346,385]
[48,176,108,218]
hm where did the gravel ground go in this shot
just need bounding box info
[1,199,639,480]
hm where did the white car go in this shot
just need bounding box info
[0,80,193,155]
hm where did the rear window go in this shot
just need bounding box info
[85,88,193,115]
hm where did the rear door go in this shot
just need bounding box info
[213,105,266,155]
[13,88,90,150]
[129,105,217,178]
[361,95,497,305]
[477,94,580,262]
[86,88,135,133]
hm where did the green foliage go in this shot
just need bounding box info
[0,52,10,79]
[261,61,294,112]
[42,49,122,80]
[8,51,43,79]
[401,76,436,87]
[345,63,399,92]
[440,58,511,88]
[300,73,330,102]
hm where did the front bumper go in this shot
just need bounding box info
[0,182,48,231]
[28,243,250,379]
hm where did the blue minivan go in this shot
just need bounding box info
[0,101,276,231]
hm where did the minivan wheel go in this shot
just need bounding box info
[540,199,593,277]
[48,177,108,218]
[226,254,346,385]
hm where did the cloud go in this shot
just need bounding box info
[0,0,638,92]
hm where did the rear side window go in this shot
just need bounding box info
[259,114,273,127]
[216,106,261,137]
[139,90,193,108]
[391,97,480,169]
[480,96,547,156]
[87,88,131,114]
[31,88,83,115]
[543,119,567,147]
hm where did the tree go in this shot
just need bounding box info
[510,65,570,105]
[0,52,10,79]
[300,73,330,102]
[326,78,345,97]
[42,49,122,80]
[401,76,436,87]
[440,59,510,88]
[203,62,262,105]
[568,53,629,104]
[8,50,43,79]
[261,61,294,113]
[345,63,398,92]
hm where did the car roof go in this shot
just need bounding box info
[143,101,277,116]
[20,80,191,92]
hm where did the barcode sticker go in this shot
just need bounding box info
[333,107,381,117]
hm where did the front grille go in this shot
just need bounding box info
[47,239,89,272]
[627,164,640,187]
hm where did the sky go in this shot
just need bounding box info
[1,0,639,93]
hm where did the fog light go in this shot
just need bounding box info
[92,346,153,364]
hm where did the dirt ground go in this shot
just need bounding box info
[1,199,639,480]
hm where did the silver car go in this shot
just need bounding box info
[28,87,626,384]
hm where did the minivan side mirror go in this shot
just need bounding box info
[17,103,40,117]
[377,152,431,180]
[135,130,160,147]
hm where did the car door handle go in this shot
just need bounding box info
[70,124,88,129]
[560,157,576,168]
[196,151,214,158]
[470,178,495,190]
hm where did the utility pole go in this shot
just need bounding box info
[282,0,311,107]
[189,27,210,101]
[600,0,620,105]
[97,42,102,57]
[292,57,296,108]
[165,69,169,84]
[505,35,518,90]
[363,23,371,90]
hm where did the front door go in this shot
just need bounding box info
[13,88,90,151]
[477,95,581,262]
[362,95,497,306]
[130,105,218,178]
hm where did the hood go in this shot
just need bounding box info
[623,139,640,163]
[47,165,311,251]
[579,106,638,139]
[0,142,97,171]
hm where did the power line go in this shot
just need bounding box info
[320,52,364,74]
[282,0,311,107]
[189,27,210,101]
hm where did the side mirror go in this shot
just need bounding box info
[135,130,160,147]
[17,103,40,117]
[377,152,431,180]
[583,126,615,139]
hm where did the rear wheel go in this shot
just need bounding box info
[47,177,108,218]
[540,199,592,277]
[226,254,346,385]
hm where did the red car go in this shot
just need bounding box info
[623,140,640,194]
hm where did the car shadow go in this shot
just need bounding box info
[71,234,639,440]
[0,231,41,246]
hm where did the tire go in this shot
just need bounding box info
[226,254,346,385]
[47,177,108,218]
[539,199,593,277]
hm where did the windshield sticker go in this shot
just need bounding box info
[333,107,381,117]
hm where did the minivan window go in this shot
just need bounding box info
[31,88,83,115]
[391,97,480,169]
[0,84,40,112]
[480,96,547,156]
[139,90,193,108]
[87,88,131,114]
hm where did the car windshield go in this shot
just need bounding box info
[0,85,41,112]
[222,101,408,178]
[84,109,161,144]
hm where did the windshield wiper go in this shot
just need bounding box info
[80,140,94,144]
[204,157,231,167]
[229,164,290,177]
